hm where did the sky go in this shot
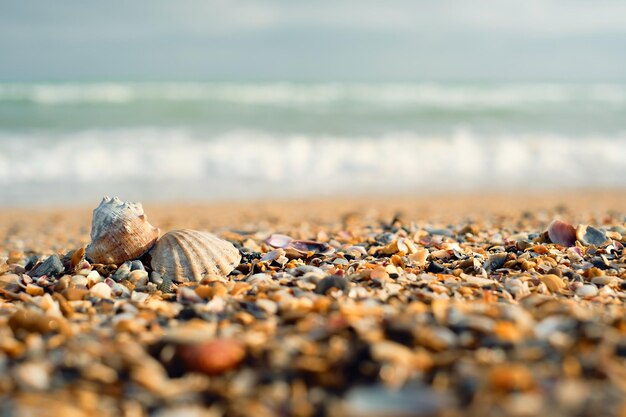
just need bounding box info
[1,0,626,81]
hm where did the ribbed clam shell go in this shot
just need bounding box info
[86,196,160,264]
[150,229,241,283]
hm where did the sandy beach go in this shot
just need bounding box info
[0,191,625,416]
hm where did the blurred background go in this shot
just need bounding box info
[1,0,626,206]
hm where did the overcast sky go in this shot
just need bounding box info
[1,0,626,81]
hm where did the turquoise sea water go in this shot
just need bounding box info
[1,82,625,205]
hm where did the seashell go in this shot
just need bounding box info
[540,274,565,293]
[285,240,334,259]
[150,229,241,283]
[265,233,293,248]
[86,197,160,265]
[547,219,576,247]
[575,224,608,246]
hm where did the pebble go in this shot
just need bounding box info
[128,269,149,286]
[30,254,64,278]
[575,284,598,298]
[14,361,50,390]
[89,282,112,299]
[314,275,348,294]
[112,261,131,281]
[71,275,89,287]
[130,260,145,271]
[178,339,245,375]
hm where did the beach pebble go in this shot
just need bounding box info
[0,273,21,285]
[89,282,112,299]
[30,254,64,278]
[25,284,44,297]
[112,261,132,281]
[8,309,68,335]
[575,284,598,298]
[14,361,50,390]
[315,275,348,294]
[128,270,149,286]
[86,270,102,285]
[71,275,89,287]
[344,384,450,417]
[62,287,88,301]
[484,253,508,272]
[130,260,145,271]
[178,339,245,375]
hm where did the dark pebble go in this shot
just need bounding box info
[130,260,145,271]
[484,253,508,272]
[426,227,455,238]
[591,257,609,270]
[30,254,64,278]
[427,261,446,274]
[24,255,39,272]
[315,275,349,294]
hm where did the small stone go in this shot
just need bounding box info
[575,284,598,298]
[86,270,103,285]
[71,275,89,287]
[25,284,44,297]
[61,287,88,301]
[89,282,112,299]
[0,274,21,285]
[128,270,149,286]
[14,361,50,390]
[178,338,245,375]
[591,275,618,286]
[488,364,535,392]
[130,260,145,271]
[484,252,508,272]
[30,255,64,278]
[314,275,348,294]
[112,261,132,281]
[8,309,68,335]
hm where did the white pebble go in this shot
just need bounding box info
[89,282,112,298]
[575,284,598,298]
[128,270,149,286]
[87,270,103,285]
[71,275,89,287]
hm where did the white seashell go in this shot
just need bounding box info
[86,197,160,265]
[149,229,241,283]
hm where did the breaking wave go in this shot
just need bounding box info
[1,82,626,108]
[0,128,625,205]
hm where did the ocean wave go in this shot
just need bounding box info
[1,129,625,195]
[1,82,625,108]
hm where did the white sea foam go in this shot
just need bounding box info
[1,82,625,108]
[0,128,625,205]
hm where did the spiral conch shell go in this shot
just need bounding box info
[85,197,160,264]
[150,229,241,283]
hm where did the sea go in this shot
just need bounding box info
[1,81,625,206]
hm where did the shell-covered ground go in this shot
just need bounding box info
[0,193,625,417]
